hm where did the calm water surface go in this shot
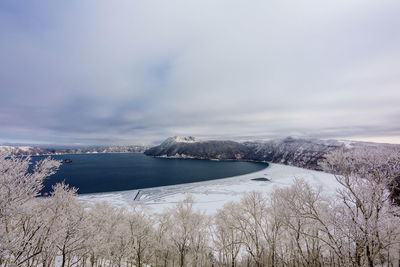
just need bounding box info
[32,153,267,194]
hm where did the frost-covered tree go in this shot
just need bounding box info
[46,183,88,267]
[165,195,210,267]
[213,202,244,267]
[320,147,400,266]
[153,212,174,267]
[270,179,331,266]
[87,202,130,267]
[234,191,269,267]
[0,152,60,266]
[126,204,154,267]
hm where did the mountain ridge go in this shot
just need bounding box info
[145,136,400,171]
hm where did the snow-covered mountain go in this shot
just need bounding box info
[243,137,344,170]
[163,136,199,144]
[145,136,400,171]
[144,136,253,160]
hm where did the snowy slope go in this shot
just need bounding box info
[0,145,37,155]
[79,163,340,214]
[146,136,400,171]
[145,136,252,160]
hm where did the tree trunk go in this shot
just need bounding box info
[180,252,184,267]
[365,245,374,267]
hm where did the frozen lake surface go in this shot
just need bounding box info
[80,163,339,214]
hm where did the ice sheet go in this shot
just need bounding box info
[79,163,339,214]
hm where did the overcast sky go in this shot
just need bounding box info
[1,0,399,145]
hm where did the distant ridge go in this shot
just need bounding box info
[0,144,148,156]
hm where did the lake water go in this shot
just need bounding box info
[32,153,268,194]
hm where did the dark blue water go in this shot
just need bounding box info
[31,153,267,195]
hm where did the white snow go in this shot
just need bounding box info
[170,136,199,143]
[0,145,33,153]
[79,163,340,214]
[337,140,355,149]
[156,136,200,148]
[0,146,12,152]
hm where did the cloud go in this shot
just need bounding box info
[0,0,400,144]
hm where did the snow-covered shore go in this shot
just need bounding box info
[79,163,339,214]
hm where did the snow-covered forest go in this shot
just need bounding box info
[1,148,400,267]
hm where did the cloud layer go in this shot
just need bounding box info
[1,0,400,144]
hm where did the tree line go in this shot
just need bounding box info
[1,147,399,267]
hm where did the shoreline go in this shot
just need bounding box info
[78,164,270,197]
[79,163,339,214]
[30,151,145,157]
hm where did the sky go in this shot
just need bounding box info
[0,0,400,145]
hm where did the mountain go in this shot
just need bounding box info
[144,136,253,160]
[145,136,400,171]
[243,137,345,170]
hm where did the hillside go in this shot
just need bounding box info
[145,136,400,171]
[144,136,253,160]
